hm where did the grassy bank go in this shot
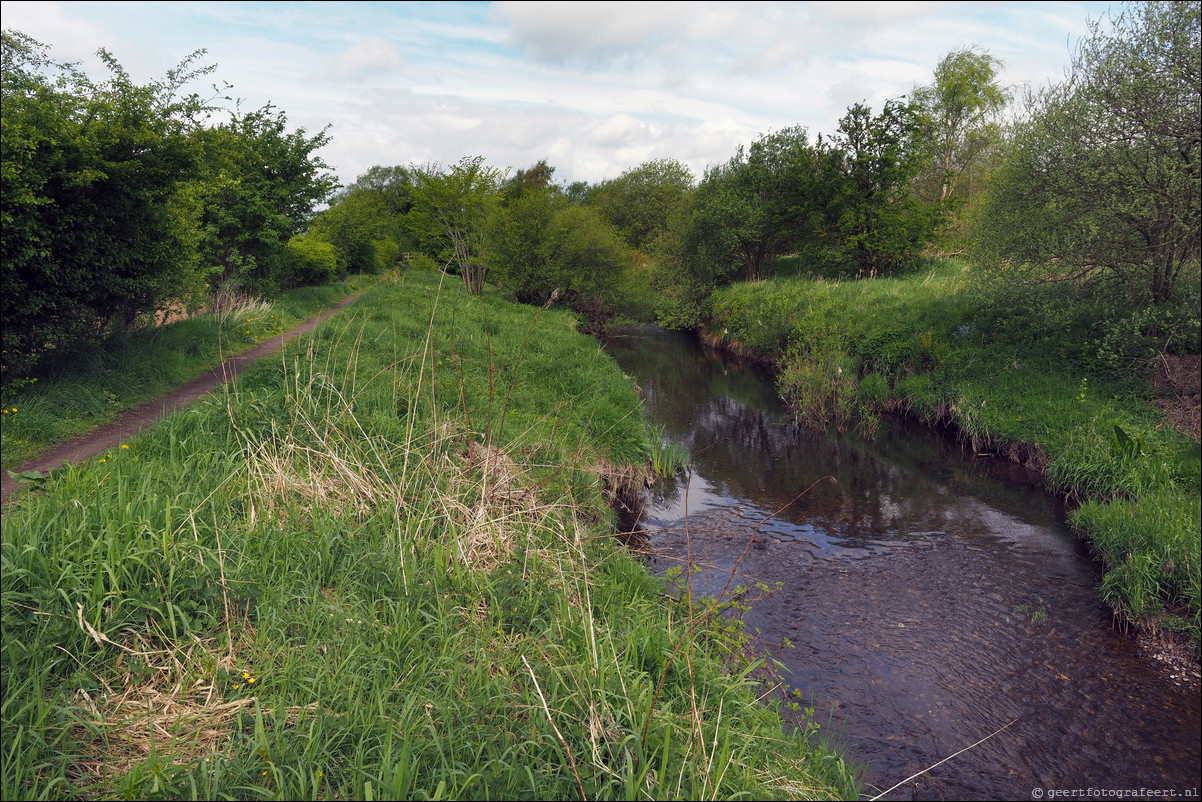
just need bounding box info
[0,276,378,472]
[1,271,857,799]
[703,259,1201,646]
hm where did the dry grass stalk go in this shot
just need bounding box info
[69,618,323,796]
[246,435,391,523]
[439,441,546,572]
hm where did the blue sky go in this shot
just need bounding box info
[1,1,1116,187]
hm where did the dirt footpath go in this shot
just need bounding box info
[1,292,363,504]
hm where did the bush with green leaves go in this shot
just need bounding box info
[280,233,339,287]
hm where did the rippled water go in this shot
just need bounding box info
[603,328,1200,801]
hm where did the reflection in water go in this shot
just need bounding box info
[604,328,1200,801]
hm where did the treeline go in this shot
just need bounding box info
[4,1,1197,382]
[1,31,339,382]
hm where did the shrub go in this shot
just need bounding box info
[281,234,338,287]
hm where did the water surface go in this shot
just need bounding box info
[604,328,1200,801]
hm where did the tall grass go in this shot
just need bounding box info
[705,258,1201,646]
[2,271,856,799]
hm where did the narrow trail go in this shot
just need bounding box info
[1,291,364,504]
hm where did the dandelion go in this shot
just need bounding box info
[121,444,129,449]
[233,684,241,690]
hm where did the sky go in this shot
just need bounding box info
[1,1,1117,188]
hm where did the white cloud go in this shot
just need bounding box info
[0,0,1117,186]
[493,1,680,64]
[328,38,403,82]
[0,0,113,69]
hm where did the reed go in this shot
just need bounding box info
[649,424,690,478]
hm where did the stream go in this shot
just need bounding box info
[602,327,1200,801]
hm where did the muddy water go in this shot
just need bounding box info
[604,328,1200,802]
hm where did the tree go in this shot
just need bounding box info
[488,181,558,304]
[2,30,211,380]
[826,100,943,275]
[500,158,556,202]
[913,47,1010,203]
[411,156,505,295]
[974,0,1201,305]
[309,189,399,277]
[335,164,418,251]
[487,164,631,319]
[680,127,822,284]
[588,158,694,251]
[191,105,335,294]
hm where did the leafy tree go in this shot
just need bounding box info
[973,0,1200,305]
[589,158,694,251]
[338,164,417,215]
[488,183,558,304]
[501,158,556,202]
[912,47,1010,203]
[488,165,631,320]
[309,189,399,276]
[280,232,339,287]
[563,179,592,205]
[191,105,335,294]
[335,164,418,251]
[680,127,823,285]
[826,100,943,275]
[411,156,505,295]
[2,30,211,380]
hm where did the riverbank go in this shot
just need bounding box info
[1,271,857,799]
[699,259,1201,651]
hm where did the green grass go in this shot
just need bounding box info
[0,276,379,472]
[2,271,856,800]
[705,258,1202,646]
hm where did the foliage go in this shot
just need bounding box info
[334,164,420,252]
[190,105,336,295]
[826,100,946,275]
[488,174,633,325]
[661,106,945,327]
[280,233,339,287]
[912,47,1010,204]
[487,182,559,304]
[309,189,400,276]
[1,30,338,384]
[972,0,1201,306]
[691,127,827,284]
[588,158,695,251]
[411,156,506,295]
[1,31,210,381]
